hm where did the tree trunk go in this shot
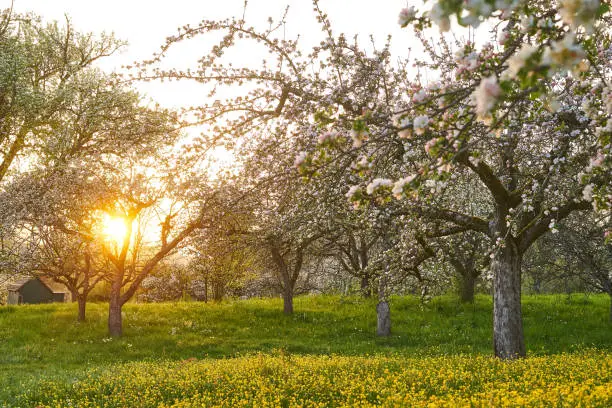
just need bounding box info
[492,240,525,359]
[360,274,372,298]
[460,271,476,303]
[376,272,391,336]
[77,295,87,322]
[213,282,224,302]
[376,301,391,336]
[108,288,123,337]
[532,277,541,294]
[283,286,294,315]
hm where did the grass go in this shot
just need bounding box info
[0,294,610,406]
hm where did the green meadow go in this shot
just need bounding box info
[1,294,610,407]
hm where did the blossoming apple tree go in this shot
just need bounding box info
[361,0,611,358]
[0,9,123,182]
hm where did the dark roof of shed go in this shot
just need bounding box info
[7,278,31,291]
[7,277,67,293]
[40,277,68,293]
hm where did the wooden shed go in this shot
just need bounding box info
[6,277,67,305]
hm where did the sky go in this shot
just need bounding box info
[10,0,412,108]
[9,0,447,174]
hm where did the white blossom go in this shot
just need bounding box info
[497,30,510,45]
[351,129,368,148]
[429,3,451,32]
[398,6,417,27]
[294,151,307,168]
[366,178,393,195]
[392,175,416,199]
[503,44,538,78]
[317,131,337,144]
[345,185,360,199]
[471,75,501,123]
[413,115,430,135]
[583,183,595,201]
[559,0,600,32]
[541,33,586,73]
[413,89,428,103]
[603,85,612,115]
[395,115,412,139]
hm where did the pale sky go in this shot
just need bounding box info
[8,0,432,171]
[11,0,412,108]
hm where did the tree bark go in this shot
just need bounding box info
[460,271,476,303]
[376,301,391,336]
[532,277,541,294]
[213,282,224,302]
[360,274,372,298]
[108,286,123,337]
[283,286,294,314]
[376,270,391,337]
[77,295,87,322]
[492,239,525,359]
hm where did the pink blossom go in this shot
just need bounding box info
[398,7,417,27]
[472,75,501,123]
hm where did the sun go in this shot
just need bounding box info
[102,215,129,245]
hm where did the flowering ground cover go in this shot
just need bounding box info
[0,295,610,406]
[12,352,612,407]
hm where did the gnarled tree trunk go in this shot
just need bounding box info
[492,239,525,359]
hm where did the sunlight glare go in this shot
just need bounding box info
[102,215,129,246]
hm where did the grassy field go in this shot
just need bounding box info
[0,294,610,406]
